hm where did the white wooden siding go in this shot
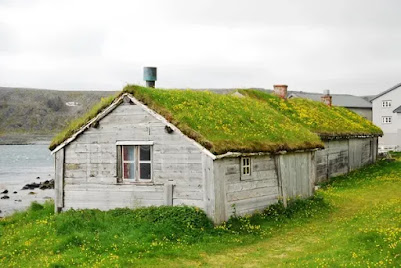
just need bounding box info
[214,156,280,221]
[63,102,207,211]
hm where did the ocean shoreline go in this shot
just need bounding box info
[0,134,53,146]
[0,144,55,218]
[0,178,54,218]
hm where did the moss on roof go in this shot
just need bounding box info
[49,94,117,151]
[239,89,382,138]
[49,85,382,154]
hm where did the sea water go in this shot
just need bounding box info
[0,145,54,216]
[0,145,53,185]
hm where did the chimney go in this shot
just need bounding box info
[273,85,288,99]
[321,89,332,106]
[143,67,157,88]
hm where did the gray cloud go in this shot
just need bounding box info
[0,0,400,95]
[39,29,105,57]
[0,23,18,52]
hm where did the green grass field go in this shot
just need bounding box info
[1,155,401,267]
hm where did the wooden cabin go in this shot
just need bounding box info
[50,86,382,223]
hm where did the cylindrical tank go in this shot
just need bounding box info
[143,67,157,88]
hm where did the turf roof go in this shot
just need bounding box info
[49,85,382,155]
[239,89,382,139]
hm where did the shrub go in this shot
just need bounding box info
[53,206,214,243]
[30,202,44,211]
[225,195,330,235]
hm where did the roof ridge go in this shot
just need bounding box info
[371,82,401,101]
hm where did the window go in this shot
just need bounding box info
[382,100,392,108]
[241,157,251,176]
[117,142,153,182]
[382,116,392,124]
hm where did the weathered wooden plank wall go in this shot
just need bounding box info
[63,103,208,211]
[59,98,379,221]
[315,137,377,183]
[214,156,279,221]
[278,152,314,199]
[315,140,349,183]
[349,138,373,171]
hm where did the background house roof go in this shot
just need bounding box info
[370,83,401,101]
[288,92,372,108]
[49,86,382,154]
[393,105,401,113]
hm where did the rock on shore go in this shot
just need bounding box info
[22,179,54,190]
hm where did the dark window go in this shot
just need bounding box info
[119,145,152,182]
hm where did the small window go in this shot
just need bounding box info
[382,116,392,124]
[118,144,153,182]
[382,100,392,108]
[241,157,251,176]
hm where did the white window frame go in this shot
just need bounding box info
[382,116,392,124]
[241,157,251,177]
[117,141,153,182]
[382,100,392,108]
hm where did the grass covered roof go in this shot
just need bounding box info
[239,90,382,139]
[49,85,382,155]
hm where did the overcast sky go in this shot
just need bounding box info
[0,0,400,95]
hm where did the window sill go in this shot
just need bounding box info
[115,181,156,186]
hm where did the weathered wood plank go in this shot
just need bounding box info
[226,179,277,193]
[153,163,203,173]
[173,199,205,208]
[173,190,204,200]
[226,186,278,202]
[164,184,173,206]
[64,184,163,191]
[202,154,215,221]
[64,199,164,210]
[213,159,227,223]
[54,148,64,212]
[226,194,278,217]
[64,190,164,200]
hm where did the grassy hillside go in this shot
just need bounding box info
[1,156,401,267]
[0,87,117,144]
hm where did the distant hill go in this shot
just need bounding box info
[0,87,117,144]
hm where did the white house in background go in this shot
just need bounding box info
[371,83,401,151]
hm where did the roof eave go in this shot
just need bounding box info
[319,134,382,140]
[371,83,401,101]
[50,93,217,160]
[50,94,126,155]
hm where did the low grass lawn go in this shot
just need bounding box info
[1,155,401,267]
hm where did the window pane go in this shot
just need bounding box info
[123,146,135,161]
[123,163,135,179]
[140,145,151,161]
[140,163,151,180]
